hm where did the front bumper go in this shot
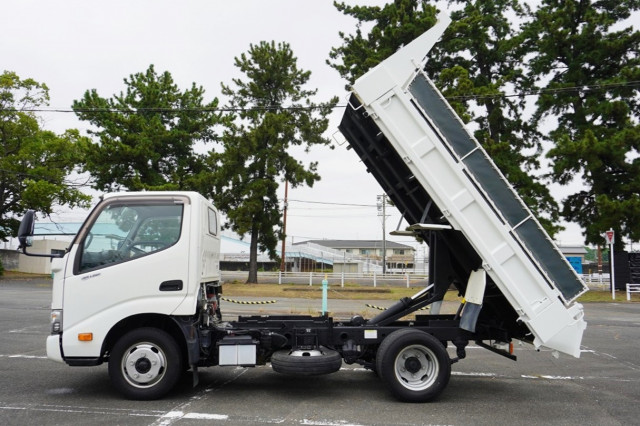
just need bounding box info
[46,335,63,363]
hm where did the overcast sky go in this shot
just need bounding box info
[2,0,589,251]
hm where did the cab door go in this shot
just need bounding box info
[60,196,192,358]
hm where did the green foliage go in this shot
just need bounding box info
[209,41,337,283]
[328,0,439,90]
[432,0,560,234]
[526,0,640,249]
[73,65,226,192]
[329,0,560,234]
[0,71,90,241]
[584,246,609,263]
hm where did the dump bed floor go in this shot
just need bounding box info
[339,16,587,357]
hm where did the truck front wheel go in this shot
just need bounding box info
[108,328,183,400]
[376,329,451,402]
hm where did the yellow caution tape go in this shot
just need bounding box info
[220,297,277,305]
[365,303,388,311]
[365,303,430,311]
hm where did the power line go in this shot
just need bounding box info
[3,80,639,114]
[289,214,377,218]
[3,104,345,114]
[288,198,375,208]
[448,80,640,101]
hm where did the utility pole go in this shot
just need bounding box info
[280,181,288,273]
[377,194,387,274]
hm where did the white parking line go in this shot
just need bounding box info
[580,345,640,371]
[0,403,378,425]
[160,411,228,421]
[150,367,248,426]
[451,371,496,377]
[8,325,46,334]
[301,419,366,426]
[521,375,582,380]
[0,403,165,418]
[0,354,47,359]
[346,366,637,382]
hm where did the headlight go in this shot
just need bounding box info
[50,310,62,334]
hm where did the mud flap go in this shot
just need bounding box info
[460,269,486,332]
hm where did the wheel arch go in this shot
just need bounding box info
[102,314,189,364]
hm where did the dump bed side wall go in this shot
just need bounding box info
[408,74,586,302]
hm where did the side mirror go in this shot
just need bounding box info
[17,210,35,250]
[17,210,64,258]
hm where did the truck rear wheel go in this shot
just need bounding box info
[271,347,343,375]
[108,328,183,400]
[376,329,451,402]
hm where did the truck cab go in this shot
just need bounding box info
[22,192,221,397]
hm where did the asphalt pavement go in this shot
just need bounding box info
[1,275,639,425]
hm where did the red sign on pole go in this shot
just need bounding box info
[605,230,615,245]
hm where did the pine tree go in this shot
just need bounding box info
[526,0,640,249]
[74,65,225,192]
[210,41,337,283]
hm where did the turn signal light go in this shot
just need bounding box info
[78,333,93,342]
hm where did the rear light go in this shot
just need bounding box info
[50,310,62,334]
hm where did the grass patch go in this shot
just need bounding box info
[1,270,51,279]
[222,282,638,303]
[577,290,639,303]
[222,283,410,300]
[222,283,463,301]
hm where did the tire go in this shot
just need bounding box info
[376,329,451,402]
[108,328,183,400]
[271,347,343,376]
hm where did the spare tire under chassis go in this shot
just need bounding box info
[271,347,343,375]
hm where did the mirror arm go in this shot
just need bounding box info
[18,245,65,259]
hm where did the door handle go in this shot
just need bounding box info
[159,280,183,291]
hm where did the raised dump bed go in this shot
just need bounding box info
[339,15,587,357]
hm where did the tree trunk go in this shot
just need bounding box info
[247,225,259,284]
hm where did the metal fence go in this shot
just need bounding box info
[221,270,613,291]
[221,271,429,288]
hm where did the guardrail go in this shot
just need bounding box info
[582,274,610,290]
[627,283,640,301]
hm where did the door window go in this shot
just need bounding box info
[208,208,218,236]
[78,202,183,272]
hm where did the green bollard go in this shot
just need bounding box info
[322,274,328,315]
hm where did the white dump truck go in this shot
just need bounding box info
[18,15,587,402]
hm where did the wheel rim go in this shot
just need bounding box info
[393,344,439,391]
[120,342,167,389]
[288,349,324,357]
